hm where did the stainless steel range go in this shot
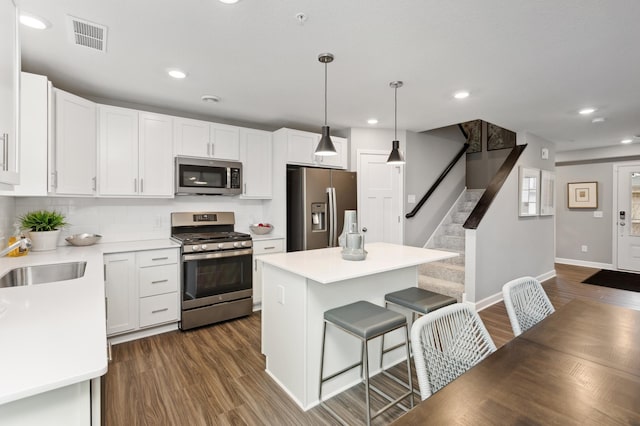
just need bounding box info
[171,211,253,330]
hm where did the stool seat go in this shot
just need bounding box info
[324,301,407,339]
[385,287,456,315]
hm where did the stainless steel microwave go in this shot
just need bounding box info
[175,156,242,195]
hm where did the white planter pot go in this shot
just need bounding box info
[28,230,61,251]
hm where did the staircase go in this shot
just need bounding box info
[418,189,484,302]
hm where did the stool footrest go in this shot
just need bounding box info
[321,360,362,385]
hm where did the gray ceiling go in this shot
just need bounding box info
[18,0,640,152]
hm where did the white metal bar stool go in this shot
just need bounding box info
[319,300,413,426]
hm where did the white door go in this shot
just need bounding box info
[357,150,403,244]
[616,163,640,271]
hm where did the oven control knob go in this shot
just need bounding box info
[234,242,242,248]
[201,244,208,250]
[216,243,224,249]
[192,245,200,251]
[242,241,251,247]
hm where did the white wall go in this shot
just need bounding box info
[14,197,266,244]
[404,127,466,247]
[555,162,613,264]
[470,132,556,303]
[0,196,16,246]
[466,121,512,189]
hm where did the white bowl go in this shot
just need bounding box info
[249,224,274,235]
[65,233,102,246]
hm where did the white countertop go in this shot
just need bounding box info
[260,242,457,284]
[0,239,179,405]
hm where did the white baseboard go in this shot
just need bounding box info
[555,257,613,270]
[108,322,179,345]
[474,269,557,312]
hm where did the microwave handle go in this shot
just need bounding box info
[227,167,231,189]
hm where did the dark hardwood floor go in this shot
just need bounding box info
[104,264,640,425]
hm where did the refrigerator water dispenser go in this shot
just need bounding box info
[311,203,326,232]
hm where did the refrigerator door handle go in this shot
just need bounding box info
[330,187,338,247]
[327,187,334,247]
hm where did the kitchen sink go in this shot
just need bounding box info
[0,261,87,288]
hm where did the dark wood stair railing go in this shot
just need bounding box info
[405,143,469,219]
[463,144,527,229]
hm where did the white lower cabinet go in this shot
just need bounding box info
[252,238,284,308]
[105,248,179,337]
[0,380,92,426]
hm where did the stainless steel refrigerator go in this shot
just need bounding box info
[287,166,357,252]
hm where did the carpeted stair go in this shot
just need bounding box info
[419,189,483,302]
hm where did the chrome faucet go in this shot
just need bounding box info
[0,238,32,257]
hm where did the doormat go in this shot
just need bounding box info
[582,269,640,293]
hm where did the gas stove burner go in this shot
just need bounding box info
[170,212,252,254]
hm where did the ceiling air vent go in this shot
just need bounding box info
[67,15,108,52]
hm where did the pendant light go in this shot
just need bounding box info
[387,81,405,164]
[315,53,337,156]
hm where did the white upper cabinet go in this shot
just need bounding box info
[174,117,240,161]
[53,88,97,195]
[138,112,173,197]
[173,117,209,157]
[99,105,173,197]
[13,73,50,195]
[240,127,272,199]
[0,0,20,185]
[284,128,347,169]
[210,123,240,160]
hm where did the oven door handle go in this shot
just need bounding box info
[183,249,253,261]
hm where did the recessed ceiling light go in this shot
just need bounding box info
[167,69,187,79]
[453,91,470,99]
[219,0,239,3]
[591,117,605,123]
[20,13,50,29]
[367,118,378,125]
[201,95,221,103]
[621,139,633,144]
[579,107,596,115]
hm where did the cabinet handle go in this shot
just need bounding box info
[92,177,97,192]
[1,133,8,171]
[103,264,106,281]
[134,178,137,192]
[264,246,276,250]
[254,259,257,271]
[152,308,169,314]
[140,178,144,193]
[151,279,168,284]
[151,257,169,261]
[210,142,214,157]
[107,341,112,362]
[244,183,247,194]
[207,143,210,156]
[51,171,58,189]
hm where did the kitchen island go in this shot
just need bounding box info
[260,242,457,410]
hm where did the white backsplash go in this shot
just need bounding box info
[0,196,17,246]
[15,196,268,244]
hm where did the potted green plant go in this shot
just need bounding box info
[19,210,68,251]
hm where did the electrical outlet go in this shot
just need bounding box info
[581,245,588,253]
[593,211,603,218]
[408,194,416,203]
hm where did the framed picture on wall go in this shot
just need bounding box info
[459,120,481,153]
[567,181,598,209]
[487,122,516,151]
[540,170,555,216]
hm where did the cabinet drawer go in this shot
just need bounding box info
[139,264,178,297]
[139,292,178,327]
[137,248,178,267]
[253,239,284,255]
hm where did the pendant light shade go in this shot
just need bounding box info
[315,53,337,156]
[387,81,405,165]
